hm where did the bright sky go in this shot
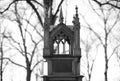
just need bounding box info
[1,0,120,81]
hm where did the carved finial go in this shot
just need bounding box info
[75,6,78,18]
[59,7,64,23]
[72,6,80,28]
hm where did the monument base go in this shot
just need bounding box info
[43,75,84,81]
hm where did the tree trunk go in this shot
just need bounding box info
[0,57,3,81]
[26,68,31,81]
[26,58,31,81]
[1,42,3,81]
[104,44,108,81]
[104,68,108,81]
[88,74,91,81]
[104,57,108,81]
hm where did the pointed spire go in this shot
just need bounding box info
[75,6,78,18]
[59,7,64,23]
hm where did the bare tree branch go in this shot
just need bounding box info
[5,35,25,56]
[0,0,16,14]
[108,11,120,34]
[2,62,9,72]
[31,60,44,72]
[108,44,120,60]
[26,29,43,65]
[26,0,43,27]
[31,0,44,8]
[2,57,26,69]
[23,18,44,39]
[54,0,64,16]
[93,0,120,9]
[80,13,104,45]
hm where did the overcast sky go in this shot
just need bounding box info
[1,0,120,81]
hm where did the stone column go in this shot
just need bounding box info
[72,6,81,57]
[43,8,50,57]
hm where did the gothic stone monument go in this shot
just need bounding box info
[43,6,83,81]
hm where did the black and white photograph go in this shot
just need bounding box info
[0,0,120,81]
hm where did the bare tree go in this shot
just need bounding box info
[1,3,43,81]
[92,1,120,80]
[80,0,120,81]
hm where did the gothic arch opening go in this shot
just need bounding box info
[52,31,71,55]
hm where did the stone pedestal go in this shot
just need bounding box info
[43,75,83,81]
